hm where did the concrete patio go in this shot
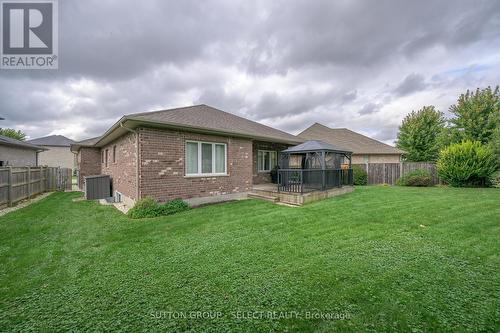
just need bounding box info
[249,183,354,206]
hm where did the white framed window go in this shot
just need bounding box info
[258,150,277,172]
[185,141,227,176]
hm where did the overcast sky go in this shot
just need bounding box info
[1,0,499,144]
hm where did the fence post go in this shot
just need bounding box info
[27,167,31,200]
[382,163,386,184]
[57,167,61,191]
[7,166,13,207]
[40,166,45,193]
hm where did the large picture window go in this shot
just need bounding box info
[186,141,227,176]
[258,150,277,172]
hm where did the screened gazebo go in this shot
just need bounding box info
[278,140,353,193]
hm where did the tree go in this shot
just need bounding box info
[0,128,26,141]
[448,86,500,144]
[396,106,445,161]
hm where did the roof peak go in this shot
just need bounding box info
[298,122,404,154]
[124,104,301,143]
[126,104,209,118]
[86,104,302,148]
[27,134,75,146]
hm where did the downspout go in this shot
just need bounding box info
[120,121,140,202]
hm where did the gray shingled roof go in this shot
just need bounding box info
[0,135,45,151]
[27,135,75,147]
[282,140,351,153]
[127,104,302,144]
[73,136,101,146]
[299,123,405,155]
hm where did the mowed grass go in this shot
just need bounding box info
[0,187,499,332]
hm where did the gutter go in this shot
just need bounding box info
[120,121,141,202]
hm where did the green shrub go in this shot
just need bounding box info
[128,197,190,219]
[158,199,190,216]
[127,197,160,219]
[437,141,497,187]
[352,165,368,185]
[489,170,500,188]
[397,169,433,187]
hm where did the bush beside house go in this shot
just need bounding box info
[128,197,190,219]
[437,141,496,187]
[397,169,433,187]
[352,165,368,185]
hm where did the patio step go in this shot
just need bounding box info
[252,188,278,196]
[248,192,279,203]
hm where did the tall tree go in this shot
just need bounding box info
[448,86,500,144]
[0,128,27,141]
[396,106,445,162]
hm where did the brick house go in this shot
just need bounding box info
[71,105,302,206]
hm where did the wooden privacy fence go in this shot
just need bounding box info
[0,167,72,208]
[353,162,439,185]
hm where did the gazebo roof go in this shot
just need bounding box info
[282,140,352,154]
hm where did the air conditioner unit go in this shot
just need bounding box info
[84,175,111,200]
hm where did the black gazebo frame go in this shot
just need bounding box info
[277,140,353,193]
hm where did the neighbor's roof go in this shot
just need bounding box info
[282,140,352,154]
[0,134,45,151]
[298,123,405,155]
[27,134,75,147]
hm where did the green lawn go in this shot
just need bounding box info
[0,187,499,332]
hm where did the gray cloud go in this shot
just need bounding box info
[0,0,499,143]
[358,103,382,115]
[393,73,427,97]
[245,0,500,74]
[341,90,358,103]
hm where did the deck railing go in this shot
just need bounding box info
[278,168,353,193]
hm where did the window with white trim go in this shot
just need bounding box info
[186,141,227,176]
[258,150,277,172]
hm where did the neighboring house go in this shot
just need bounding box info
[71,105,302,206]
[27,135,76,169]
[0,135,45,167]
[299,123,405,164]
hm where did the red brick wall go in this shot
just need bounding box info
[77,147,101,189]
[253,141,290,184]
[101,132,138,201]
[138,127,253,202]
